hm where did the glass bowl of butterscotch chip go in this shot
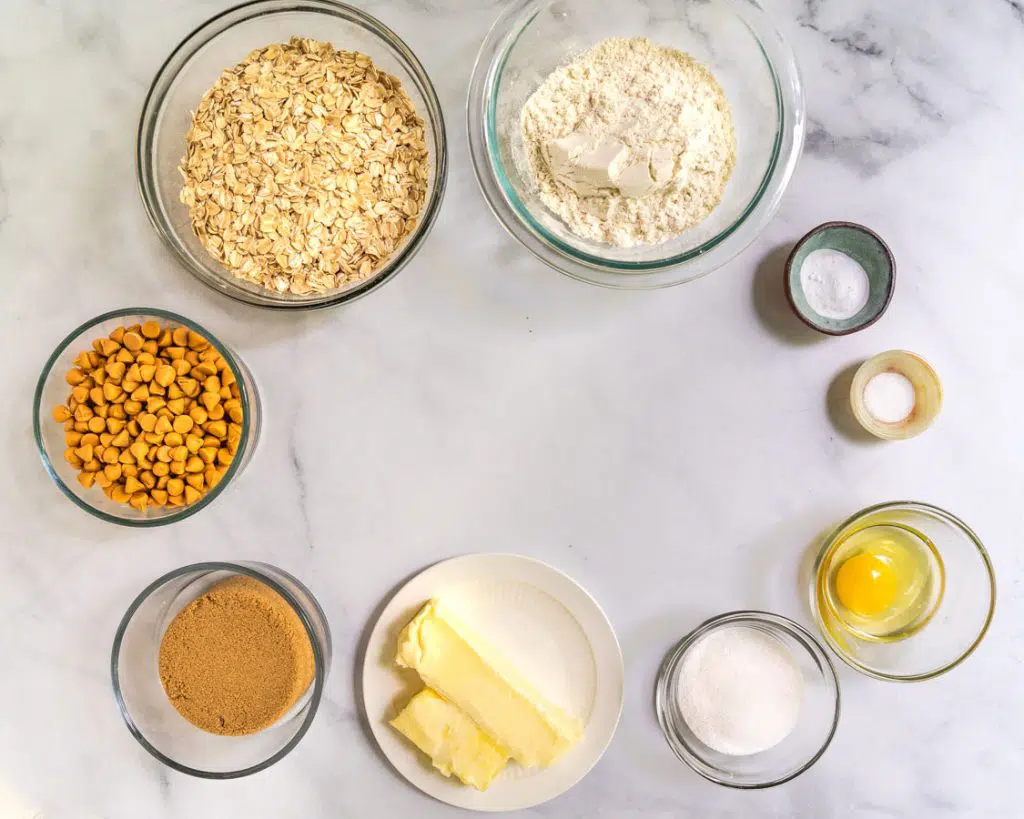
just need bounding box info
[112,562,332,778]
[137,0,447,309]
[33,308,261,526]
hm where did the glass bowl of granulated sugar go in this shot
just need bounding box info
[468,0,805,288]
[655,611,840,788]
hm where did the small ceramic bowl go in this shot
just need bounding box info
[112,561,332,778]
[655,611,840,789]
[785,221,895,335]
[850,350,942,440]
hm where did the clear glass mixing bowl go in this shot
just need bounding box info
[112,561,332,778]
[468,0,805,288]
[138,0,448,309]
[811,502,996,682]
[33,308,261,527]
[656,611,840,789]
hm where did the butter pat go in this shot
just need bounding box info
[395,600,583,768]
[390,688,508,790]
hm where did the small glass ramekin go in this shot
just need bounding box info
[812,501,996,682]
[656,611,840,789]
[468,0,805,288]
[137,0,448,309]
[849,353,943,440]
[111,561,332,779]
[33,308,261,527]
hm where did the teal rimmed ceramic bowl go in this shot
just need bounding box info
[785,221,895,335]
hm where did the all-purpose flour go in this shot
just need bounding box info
[520,38,736,247]
[799,249,871,319]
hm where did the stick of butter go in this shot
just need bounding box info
[390,688,508,790]
[395,599,583,768]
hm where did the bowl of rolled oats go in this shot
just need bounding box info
[138,0,447,309]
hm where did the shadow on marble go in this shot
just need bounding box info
[113,210,341,351]
[615,610,712,787]
[795,522,841,623]
[826,360,883,444]
[751,243,823,347]
[158,263,343,351]
[394,204,658,338]
[739,506,848,621]
[351,565,430,781]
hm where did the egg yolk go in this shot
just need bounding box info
[835,552,898,616]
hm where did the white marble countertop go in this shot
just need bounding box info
[1,0,1022,816]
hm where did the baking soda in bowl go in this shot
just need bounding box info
[799,249,870,320]
[676,625,803,756]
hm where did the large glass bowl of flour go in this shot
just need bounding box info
[468,0,805,288]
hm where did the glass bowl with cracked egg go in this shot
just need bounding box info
[811,502,996,682]
[138,0,448,309]
[33,308,261,527]
[468,0,805,288]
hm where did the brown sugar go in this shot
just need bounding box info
[158,574,315,735]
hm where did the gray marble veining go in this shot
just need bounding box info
[0,0,1022,817]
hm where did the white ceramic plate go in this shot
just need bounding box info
[361,553,624,812]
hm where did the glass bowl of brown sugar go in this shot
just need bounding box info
[111,562,332,778]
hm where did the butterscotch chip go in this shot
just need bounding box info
[158,576,315,735]
[155,365,176,387]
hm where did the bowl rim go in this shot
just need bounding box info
[655,609,841,789]
[467,0,806,289]
[110,561,330,779]
[32,307,254,528]
[784,220,896,336]
[810,501,997,682]
[136,0,448,311]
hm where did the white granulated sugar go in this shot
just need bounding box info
[863,371,916,423]
[676,625,803,756]
[520,37,736,247]
[799,248,871,320]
